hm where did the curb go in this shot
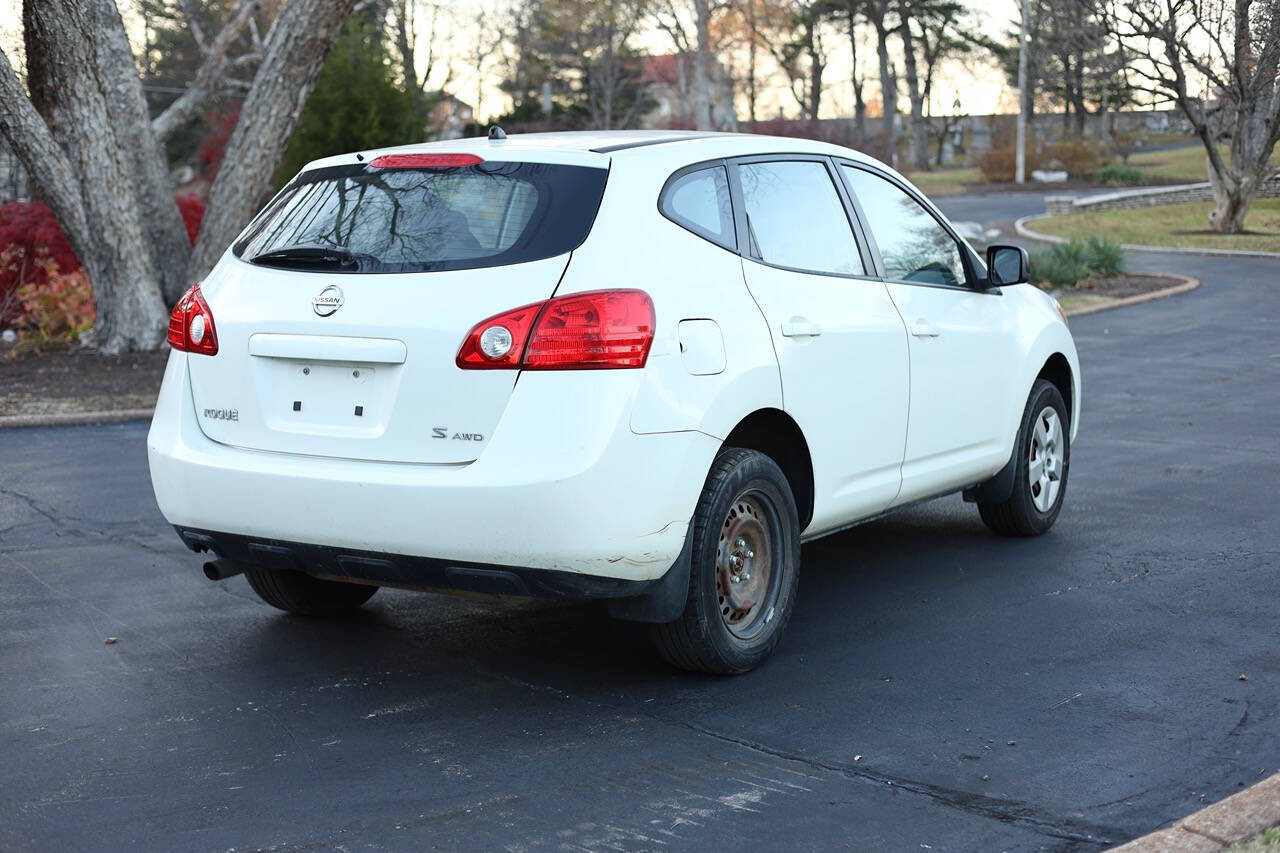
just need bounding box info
[0,408,153,429]
[1015,214,1280,259]
[1111,771,1280,851]
[1061,274,1201,318]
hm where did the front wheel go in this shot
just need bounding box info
[978,379,1071,537]
[651,448,801,675]
[245,568,378,616]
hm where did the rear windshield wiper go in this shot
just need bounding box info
[249,245,376,271]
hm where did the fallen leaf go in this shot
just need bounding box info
[1007,740,1016,746]
[104,637,118,645]
[853,755,863,762]
[981,774,991,781]
[1239,674,1249,681]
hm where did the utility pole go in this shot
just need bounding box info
[1015,0,1030,184]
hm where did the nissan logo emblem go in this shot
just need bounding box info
[312,285,344,317]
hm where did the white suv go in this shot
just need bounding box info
[149,130,1080,674]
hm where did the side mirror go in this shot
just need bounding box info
[985,244,1030,287]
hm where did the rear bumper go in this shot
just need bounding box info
[148,351,718,584]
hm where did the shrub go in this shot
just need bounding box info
[9,268,96,355]
[1094,163,1145,186]
[1029,237,1126,287]
[1082,235,1126,275]
[977,142,1041,182]
[196,110,239,182]
[1041,139,1107,178]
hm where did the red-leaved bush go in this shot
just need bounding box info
[0,201,81,326]
[176,194,205,245]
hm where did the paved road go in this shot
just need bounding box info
[2,249,1278,851]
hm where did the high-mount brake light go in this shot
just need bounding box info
[369,153,484,169]
[456,290,655,371]
[167,284,219,355]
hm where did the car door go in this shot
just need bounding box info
[837,163,1024,504]
[731,156,910,535]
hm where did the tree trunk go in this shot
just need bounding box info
[14,0,167,352]
[692,0,713,130]
[91,0,192,306]
[899,12,928,171]
[847,4,866,145]
[1208,169,1255,234]
[871,9,897,166]
[805,19,823,120]
[746,0,758,124]
[189,0,357,280]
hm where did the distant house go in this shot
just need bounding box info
[640,53,737,131]
[429,94,475,140]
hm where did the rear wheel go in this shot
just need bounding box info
[245,568,378,616]
[978,379,1070,537]
[651,448,801,675]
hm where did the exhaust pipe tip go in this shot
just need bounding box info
[203,558,245,582]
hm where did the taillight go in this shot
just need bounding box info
[456,289,654,370]
[167,284,218,356]
[455,301,544,369]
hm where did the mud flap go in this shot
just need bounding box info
[607,524,694,624]
[963,444,1018,504]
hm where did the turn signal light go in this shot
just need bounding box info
[457,289,655,370]
[167,284,219,356]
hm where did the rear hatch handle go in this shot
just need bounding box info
[248,334,407,364]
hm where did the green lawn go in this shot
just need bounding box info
[1228,826,1280,852]
[1128,145,1280,182]
[1033,198,1280,253]
[903,166,982,196]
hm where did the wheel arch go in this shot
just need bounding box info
[1037,352,1076,429]
[721,408,815,531]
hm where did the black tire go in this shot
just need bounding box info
[978,379,1071,537]
[651,448,801,675]
[244,568,378,616]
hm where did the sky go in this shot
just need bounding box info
[0,0,1016,124]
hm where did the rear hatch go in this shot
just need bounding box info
[187,151,609,464]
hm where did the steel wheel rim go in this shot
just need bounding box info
[1028,406,1064,513]
[716,489,782,640]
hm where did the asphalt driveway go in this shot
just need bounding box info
[1,247,1277,851]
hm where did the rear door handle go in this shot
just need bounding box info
[911,319,941,339]
[781,319,823,338]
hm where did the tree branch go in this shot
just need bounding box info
[151,0,257,144]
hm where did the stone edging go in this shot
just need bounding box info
[1015,214,1280,259]
[1110,771,1280,851]
[1061,274,1200,317]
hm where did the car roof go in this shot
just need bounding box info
[302,130,885,173]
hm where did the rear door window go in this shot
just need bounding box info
[660,165,736,249]
[738,160,866,276]
[234,161,608,273]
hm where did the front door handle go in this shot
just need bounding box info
[911,319,941,338]
[781,319,823,338]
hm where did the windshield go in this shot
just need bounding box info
[233,161,608,273]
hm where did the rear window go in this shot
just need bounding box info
[233,161,608,273]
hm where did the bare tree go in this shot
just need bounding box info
[865,0,900,163]
[1115,0,1280,232]
[769,0,829,119]
[653,0,735,130]
[0,0,356,350]
[190,0,357,276]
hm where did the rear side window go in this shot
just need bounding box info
[660,165,735,249]
[233,161,608,273]
[738,161,866,276]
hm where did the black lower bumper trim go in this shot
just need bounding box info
[176,526,671,601]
